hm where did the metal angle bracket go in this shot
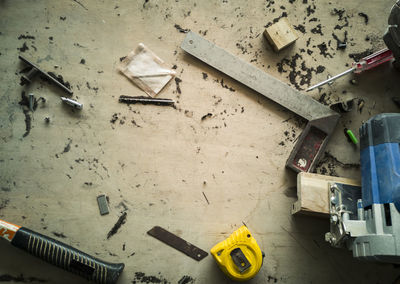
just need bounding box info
[147,226,208,261]
[181,32,340,173]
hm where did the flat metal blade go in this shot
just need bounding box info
[147,226,208,261]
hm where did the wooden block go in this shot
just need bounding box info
[292,172,361,218]
[263,18,299,52]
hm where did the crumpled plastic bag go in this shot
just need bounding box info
[118,43,176,97]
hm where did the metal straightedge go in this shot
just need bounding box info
[181,32,340,172]
[147,226,208,261]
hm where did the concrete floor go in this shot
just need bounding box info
[1,0,400,283]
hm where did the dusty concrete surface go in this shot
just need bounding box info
[0,0,400,283]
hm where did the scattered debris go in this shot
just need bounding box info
[350,79,358,85]
[17,42,29,52]
[63,138,72,153]
[80,59,86,64]
[178,275,195,284]
[201,113,212,121]
[174,24,190,33]
[349,49,373,62]
[293,24,306,34]
[264,12,287,28]
[60,16,66,21]
[18,34,35,40]
[52,232,67,238]
[143,0,150,8]
[310,24,323,35]
[175,77,182,94]
[133,272,169,284]
[315,152,360,176]
[110,113,119,124]
[277,53,324,89]
[72,0,88,11]
[331,8,349,30]
[358,12,369,25]
[44,117,51,123]
[219,78,235,92]
[316,42,333,58]
[202,72,208,80]
[202,192,210,205]
[107,212,127,239]
[22,110,31,137]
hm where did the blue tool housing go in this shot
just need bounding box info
[360,113,400,209]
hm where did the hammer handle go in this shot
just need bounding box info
[11,227,124,284]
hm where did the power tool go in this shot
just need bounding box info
[325,113,400,263]
[211,226,264,281]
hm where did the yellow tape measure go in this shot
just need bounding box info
[211,226,264,281]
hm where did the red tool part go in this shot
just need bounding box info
[307,48,394,91]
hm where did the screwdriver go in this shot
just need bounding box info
[307,48,394,92]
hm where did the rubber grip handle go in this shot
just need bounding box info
[11,227,124,284]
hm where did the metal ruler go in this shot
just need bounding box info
[147,226,208,261]
[181,32,340,172]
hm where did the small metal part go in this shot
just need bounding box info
[147,226,208,261]
[28,93,34,111]
[119,96,174,106]
[230,248,251,273]
[327,183,362,247]
[330,99,354,113]
[18,55,73,95]
[44,117,50,123]
[338,42,347,49]
[61,97,83,110]
[307,68,355,91]
[97,194,109,215]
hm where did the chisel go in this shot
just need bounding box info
[0,219,124,284]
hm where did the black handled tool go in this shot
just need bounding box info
[0,219,124,284]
